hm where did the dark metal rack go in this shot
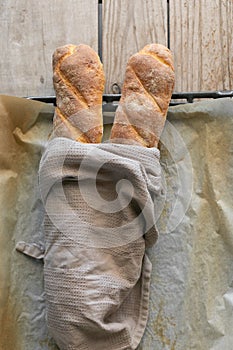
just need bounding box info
[27,90,233,106]
[27,90,233,124]
[170,90,233,104]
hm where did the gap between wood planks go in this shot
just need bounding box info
[98,0,171,62]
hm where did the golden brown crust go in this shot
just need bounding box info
[52,44,105,143]
[110,43,175,147]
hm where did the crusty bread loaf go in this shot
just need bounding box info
[110,43,175,147]
[52,44,105,143]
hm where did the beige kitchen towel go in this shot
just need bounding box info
[37,138,163,350]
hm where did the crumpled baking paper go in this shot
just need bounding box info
[0,95,233,350]
[139,97,233,350]
[0,95,57,350]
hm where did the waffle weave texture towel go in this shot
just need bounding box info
[38,137,162,350]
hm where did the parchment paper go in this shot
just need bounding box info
[0,95,57,350]
[0,95,233,350]
[140,98,233,350]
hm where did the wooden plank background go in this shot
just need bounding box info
[102,0,168,93]
[0,0,98,97]
[170,0,233,92]
[0,0,232,95]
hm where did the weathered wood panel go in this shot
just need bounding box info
[170,0,233,92]
[0,0,98,97]
[102,0,168,93]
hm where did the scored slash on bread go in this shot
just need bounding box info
[110,43,175,147]
[52,44,105,143]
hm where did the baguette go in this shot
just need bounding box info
[110,43,175,147]
[52,44,105,143]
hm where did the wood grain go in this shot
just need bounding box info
[0,0,98,97]
[102,0,168,93]
[170,0,233,92]
[1,0,232,97]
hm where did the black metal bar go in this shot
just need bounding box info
[171,90,233,100]
[26,90,233,106]
[98,0,103,62]
[167,0,170,49]
[26,96,57,105]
